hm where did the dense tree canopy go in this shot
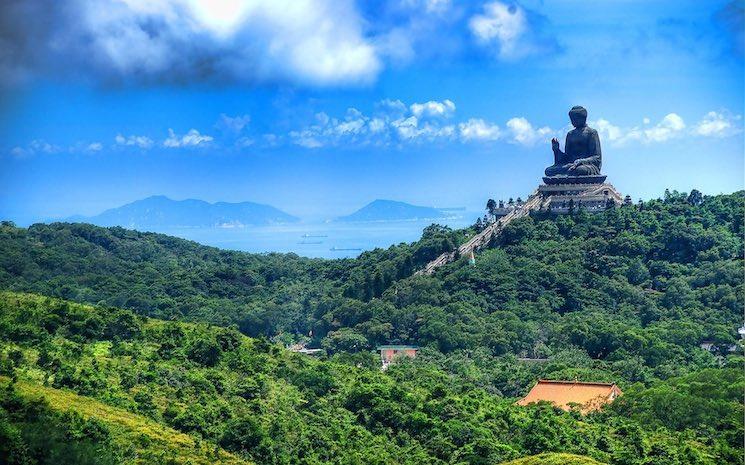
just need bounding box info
[0,189,742,464]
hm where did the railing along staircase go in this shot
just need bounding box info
[416,191,545,275]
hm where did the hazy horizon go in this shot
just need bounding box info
[1,0,743,226]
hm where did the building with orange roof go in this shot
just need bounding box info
[517,379,622,413]
[377,345,418,370]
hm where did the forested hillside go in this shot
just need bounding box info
[1,292,741,464]
[0,190,743,464]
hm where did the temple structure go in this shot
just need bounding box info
[377,345,418,369]
[538,106,623,212]
[490,106,624,216]
[417,106,624,275]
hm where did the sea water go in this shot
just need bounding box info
[156,214,479,259]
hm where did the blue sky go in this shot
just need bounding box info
[0,0,742,224]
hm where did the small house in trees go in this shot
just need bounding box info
[699,341,739,353]
[377,345,418,369]
[287,342,324,356]
[517,379,622,413]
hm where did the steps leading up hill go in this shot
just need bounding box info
[416,191,543,275]
[416,180,624,275]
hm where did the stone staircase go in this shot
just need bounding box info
[416,191,543,275]
[415,179,623,275]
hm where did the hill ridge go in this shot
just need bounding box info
[337,198,453,222]
[68,195,299,228]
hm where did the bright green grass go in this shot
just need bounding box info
[4,377,251,465]
[499,453,606,465]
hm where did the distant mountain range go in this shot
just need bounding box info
[336,199,454,222]
[67,195,298,228]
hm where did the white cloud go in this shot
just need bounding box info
[643,113,685,143]
[400,0,451,14]
[459,118,501,141]
[115,134,154,149]
[289,107,372,147]
[235,137,254,148]
[590,111,741,146]
[469,2,527,59]
[216,114,250,134]
[592,118,623,142]
[391,116,455,140]
[410,99,456,118]
[693,111,742,137]
[59,105,740,154]
[28,139,60,154]
[506,117,554,145]
[289,130,324,148]
[468,1,558,61]
[315,112,330,126]
[9,147,29,157]
[375,99,408,119]
[392,116,419,140]
[262,133,280,147]
[3,0,381,87]
[163,128,213,148]
[6,139,60,157]
[588,113,686,146]
[426,0,451,13]
[369,117,387,133]
[332,108,368,136]
[424,123,453,139]
[286,99,462,147]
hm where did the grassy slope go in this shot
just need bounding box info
[499,453,606,465]
[3,377,251,465]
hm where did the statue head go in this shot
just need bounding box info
[568,106,588,128]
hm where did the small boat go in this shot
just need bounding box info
[330,246,362,251]
[301,234,328,238]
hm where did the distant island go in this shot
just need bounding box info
[337,199,455,222]
[67,195,298,228]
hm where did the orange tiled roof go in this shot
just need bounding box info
[517,379,622,413]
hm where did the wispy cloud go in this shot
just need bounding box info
[216,114,251,134]
[410,99,456,118]
[115,134,154,149]
[692,111,742,137]
[278,102,744,149]
[6,105,741,157]
[469,1,559,60]
[9,139,61,157]
[163,129,213,148]
[592,111,742,146]
[287,100,461,148]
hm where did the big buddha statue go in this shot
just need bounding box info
[544,106,606,184]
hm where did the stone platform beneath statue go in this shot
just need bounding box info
[537,181,623,214]
[542,174,606,185]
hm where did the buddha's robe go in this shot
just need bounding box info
[545,125,602,177]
